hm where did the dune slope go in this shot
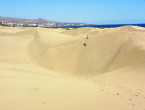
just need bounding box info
[28,26,145,75]
[1,26,145,110]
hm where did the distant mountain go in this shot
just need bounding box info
[0,16,55,23]
[36,18,48,22]
[0,16,93,27]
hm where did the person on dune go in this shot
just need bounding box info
[86,35,89,39]
[83,43,87,47]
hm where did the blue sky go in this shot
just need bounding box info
[0,0,145,24]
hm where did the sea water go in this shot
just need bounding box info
[45,24,145,28]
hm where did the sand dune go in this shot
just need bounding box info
[29,26,145,75]
[1,26,145,110]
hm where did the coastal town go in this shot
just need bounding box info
[0,17,92,28]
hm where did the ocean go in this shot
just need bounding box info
[44,24,145,28]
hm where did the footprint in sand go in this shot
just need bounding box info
[129,99,132,101]
[134,94,138,97]
[33,88,39,90]
[116,93,119,95]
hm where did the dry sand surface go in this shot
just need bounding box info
[0,26,145,110]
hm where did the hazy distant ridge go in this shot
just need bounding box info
[0,16,91,26]
[0,16,55,23]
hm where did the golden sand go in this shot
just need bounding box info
[0,26,145,110]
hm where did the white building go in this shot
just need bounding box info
[28,23,38,27]
[16,23,23,28]
[46,23,56,27]
[7,23,14,27]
